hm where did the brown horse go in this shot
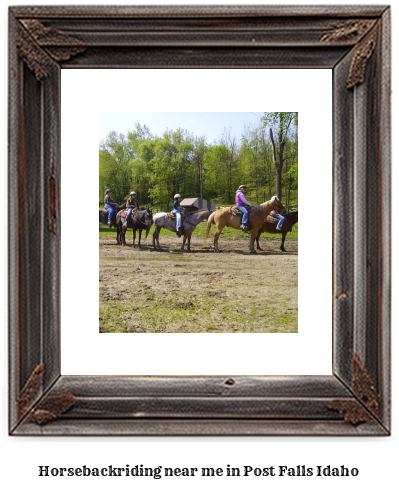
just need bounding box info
[99,203,126,228]
[255,210,298,252]
[204,196,284,253]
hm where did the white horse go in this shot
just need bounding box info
[152,208,212,251]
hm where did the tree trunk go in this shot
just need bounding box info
[269,127,285,199]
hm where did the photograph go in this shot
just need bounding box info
[98,112,298,334]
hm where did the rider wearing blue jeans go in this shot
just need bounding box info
[125,191,139,224]
[235,185,253,232]
[173,194,183,236]
[104,189,117,227]
[270,210,285,231]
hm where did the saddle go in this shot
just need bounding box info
[120,209,137,226]
[228,205,252,216]
[167,211,176,220]
[167,210,186,222]
[229,205,252,231]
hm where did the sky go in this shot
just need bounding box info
[99,112,266,145]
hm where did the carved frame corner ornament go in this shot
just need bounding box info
[320,18,379,89]
[320,19,376,43]
[328,354,381,425]
[346,27,379,88]
[9,5,391,436]
[17,19,85,81]
[17,363,45,419]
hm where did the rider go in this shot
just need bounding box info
[104,189,118,227]
[125,191,139,225]
[173,194,183,237]
[235,185,253,232]
[270,207,285,231]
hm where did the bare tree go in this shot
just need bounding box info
[264,112,297,200]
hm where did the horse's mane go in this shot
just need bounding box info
[253,196,278,214]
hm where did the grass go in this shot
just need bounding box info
[99,292,298,334]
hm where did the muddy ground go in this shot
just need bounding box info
[99,234,298,333]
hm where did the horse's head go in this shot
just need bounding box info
[144,208,153,226]
[271,196,285,213]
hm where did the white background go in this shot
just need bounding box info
[61,68,332,376]
[1,1,398,491]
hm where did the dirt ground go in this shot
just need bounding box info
[99,233,298,333]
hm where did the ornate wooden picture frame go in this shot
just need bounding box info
[8,5,391,436]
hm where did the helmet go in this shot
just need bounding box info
[238,185,246,190]
[174,194,181,199]
[130,191,136,195]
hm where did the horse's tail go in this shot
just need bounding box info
[204,211,216,243]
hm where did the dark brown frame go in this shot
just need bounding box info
[9,5,391,436]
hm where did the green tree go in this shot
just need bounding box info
[262,112,298,201]
[99,116,298,210]
[239,124,274,203]
[99,131,132,204]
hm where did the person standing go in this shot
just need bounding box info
[104,189,118,227]
[235,185,253,232]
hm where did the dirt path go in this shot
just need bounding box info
[99,234,298,333]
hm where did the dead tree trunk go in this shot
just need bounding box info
[269,127,285,200]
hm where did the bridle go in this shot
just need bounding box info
[132,210,153,226]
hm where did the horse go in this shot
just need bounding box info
[116,208,153,248]
[152,208,212,251]
[99,203,126,228]
[255,210,298,252]
[203,196,284,253]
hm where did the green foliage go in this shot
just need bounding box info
[99,131,133,204]
[99,117,298,210]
